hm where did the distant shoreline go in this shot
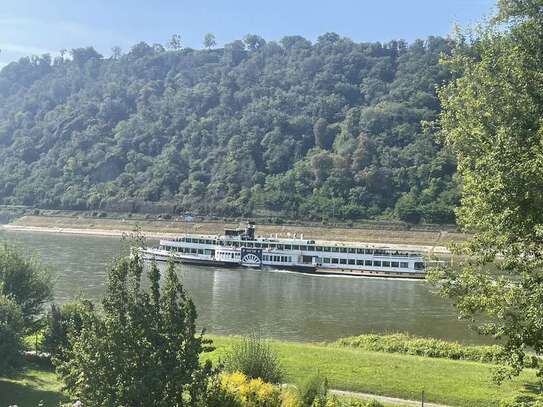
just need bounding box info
[1,224,171,239]
[1,216,452,254]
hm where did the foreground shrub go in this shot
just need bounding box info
[224,334,284,384]
[336,333,505,363]
[296,373,328,407]
[0,243,53,332]
[56,257,214,405]
[0,293,24,373]
[208,372,384,407]
[209,371,282,407]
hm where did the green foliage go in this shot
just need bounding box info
[224,334,284,384]
[204,33,217,50]
[394,193,421,223]
[0,294,24,374]
[321,398,384,407]
[436,0,543,384]
[204,375,242,407]
[500,394,543,407]
[335,333,504,363]
[296,373,328,407]
[56,257,214,405]
[0,35,457,223]
[209,335,538,407]
[0,243,53,332]
[42,300,92,361]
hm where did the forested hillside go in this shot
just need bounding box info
[0,34,458,223]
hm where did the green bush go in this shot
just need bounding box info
[296,373,328,407]
[0,294,24,373]
[335,333,504,364]
[224,334,284,384]
[0,243,53,332]
[42,300,93,360]
[204,373,242,407]
[313,395,384,407]
[500,394,543,407]
[55,259,214,405]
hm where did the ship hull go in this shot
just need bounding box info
[142,252,238,268]
[315,268,425,279]
[263,264,317,273]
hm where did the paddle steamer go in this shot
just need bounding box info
[141,222,428,278]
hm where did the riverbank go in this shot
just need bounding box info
[208,336,537,407]
[3,335,535,407]
[3,215,460,254]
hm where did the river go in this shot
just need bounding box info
[0,229,484,343]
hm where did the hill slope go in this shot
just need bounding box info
[0,34,457,223]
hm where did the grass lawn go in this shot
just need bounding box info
[1,336,539,407]
[208,336,540,407]
[0,362,69,406]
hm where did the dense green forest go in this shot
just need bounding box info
[0,34,458,223]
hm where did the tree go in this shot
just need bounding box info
[0,32,454,223]
[0,294,24,374]
[56,254,214,405]
[313,118,336,150]
[395,193,421,223]
[204,33,216,50]
[69,47,102,65]
[435,0,543,382]
[42,300,92,361]
[168,34,183,51]
[0,243,53,332]
[111,45,122,59]
[243,34,266,51]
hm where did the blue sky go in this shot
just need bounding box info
[0,0,496,67]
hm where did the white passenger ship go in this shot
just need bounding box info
[141,223,427,279]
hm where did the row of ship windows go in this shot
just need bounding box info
[162,246,210,255]
[262,255,293,262]
[172,239,414,257]
[322,258,409,268]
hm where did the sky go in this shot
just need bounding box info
[0,0,496,67]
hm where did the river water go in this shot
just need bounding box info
[0,229,484,343]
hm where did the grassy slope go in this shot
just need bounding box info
[208,336,538,407]
[0,363,69,406]
[1,336,537,407]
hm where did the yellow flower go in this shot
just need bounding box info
[221,371,248,393]
[280,388,299,407]
[219,371,283,406]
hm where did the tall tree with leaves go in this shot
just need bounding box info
[0,293,24,374]
[435,0,543,383]
[0,243,52,333]
[203,33,216,50]
[57,254,214,405]
[168,34,183,51]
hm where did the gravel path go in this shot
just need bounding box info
[330,389,452,407]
